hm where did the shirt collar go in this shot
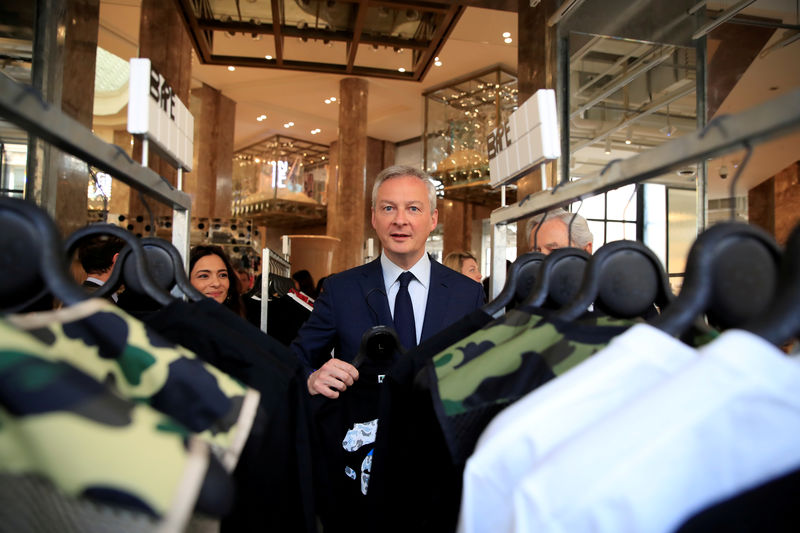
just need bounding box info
[381,253,431,290]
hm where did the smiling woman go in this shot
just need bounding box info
[189,245,245,317]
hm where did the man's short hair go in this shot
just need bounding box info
[371,165,438,213]
[525,208,593,249]
[77,235,125,274]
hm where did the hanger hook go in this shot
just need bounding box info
[728,141,754,221]
[568,199,583,248]
[532,210,551,252]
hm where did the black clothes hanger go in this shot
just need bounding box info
[119,237,205,302]
[64,224,174,307]
[0,197,89,312]
[648,222,782,337]
[743,222,800,346]
[352,325,401,369]
[520,247,591,310]
[481,251,547,316]
[554,240,674,322]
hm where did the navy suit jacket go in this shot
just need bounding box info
[290,256,485,374]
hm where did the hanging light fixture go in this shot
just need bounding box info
[604,137,612,155]
[625,126,632,145]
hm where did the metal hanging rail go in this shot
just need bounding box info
[488,88,800,299]
[0,72,192,263]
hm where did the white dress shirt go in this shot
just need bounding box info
[459,324,698,533]
[511,329,800,533]
[381,253,431,345]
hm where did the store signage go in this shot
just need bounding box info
[487,88,560,188]
[127,58,194,171]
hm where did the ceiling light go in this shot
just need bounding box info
[604,137,612,155]
[227,66,235,71]
[254,158,261,163]
[398,67,406,72]
[330,97,336,102]
[502,32,511,38]
[625,126,632,145]
[283,121,294,128]
[434,56,442,67]
[265,55,272,60]
[504,37,513,44]
[324,98,331,104]
[256,114,267,121]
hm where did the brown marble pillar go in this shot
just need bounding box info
[109,130,134,215]
[130,0,192,219]
[329,78,369,271]
[189,84,236,219]
[364,137,395,255]
[515,0,558,253]
[441,199,472,258]
[51,0,100,235]
[749,161,800,247]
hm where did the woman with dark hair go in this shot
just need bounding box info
[292,269,318,299]
[189,245,244,317]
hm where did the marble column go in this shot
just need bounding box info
[328,78,369,272]
[364,137,395,256]
[189,84,236,218]
[749,161,800,247]
[109,130,134,215]
[55,0,100,236]
[130,0,192,220]
[514,0,558,253]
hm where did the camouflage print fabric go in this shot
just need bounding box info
[0,346,209,530]
[429,310,636,464]
[4,300,259,471]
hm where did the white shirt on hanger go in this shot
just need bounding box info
[510,329,800,533]
[458,324,698,533]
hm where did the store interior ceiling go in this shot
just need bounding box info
[1,0,799,202]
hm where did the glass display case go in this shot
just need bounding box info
[423,65,518,206]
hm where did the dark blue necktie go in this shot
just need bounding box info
[394,271,417,350]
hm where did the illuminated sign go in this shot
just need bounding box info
[488,89,560,188]
[127,58,193,171]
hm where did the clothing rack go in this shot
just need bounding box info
[260,247,292,333]
[488,87,800,298]
[0,72,192,264]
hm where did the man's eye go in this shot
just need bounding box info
[382,206,393,212]
[409,206,420,213]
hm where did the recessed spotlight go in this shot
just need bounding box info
[227,66,236,71]
[283,121,294,128]
[504,37,513,44]
[434,56,442,67]
[502,32,511,38]
[256,114,267,121]
[311,128,321,135]
[324,98,331,104]
[254,158,261,163]
[398,67,406,72]
[330,97,336,102]
[265,55,273,60]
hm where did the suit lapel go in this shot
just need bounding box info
[359,258,394,327]
[421,259,450,341]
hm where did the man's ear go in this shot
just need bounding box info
[370,207,377,230]
[430,208,439,230]
[584,243,593,254]
[111,252,120,267]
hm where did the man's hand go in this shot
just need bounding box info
[307,359,359,398]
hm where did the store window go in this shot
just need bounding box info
[1,142,28,199]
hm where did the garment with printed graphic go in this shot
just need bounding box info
[311,353,393,533]
[5,299,258,471]
[0,339,233,531]
[136,298,317,533]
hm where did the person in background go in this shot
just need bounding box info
[526,208,593,255]
[77,234,125,301]
[232,258,254,293]
[189,245,245,317]
[291,165,485,398]
[443,251,483,283]
[292,269,318,299]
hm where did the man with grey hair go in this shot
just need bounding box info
[291,165,485,398]
[526,207,594,255]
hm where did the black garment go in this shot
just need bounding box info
[675,466,800,533]
[138,299,317,533]
[268,294,313,346]
[366,309,493,533]
[311,353,394,533]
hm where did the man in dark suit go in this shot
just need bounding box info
[291,165,485,398]
[77,234,124,301]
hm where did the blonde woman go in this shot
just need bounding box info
[443,251,482,283]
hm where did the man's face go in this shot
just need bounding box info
[371,175,438,269]
[529,218,576,255]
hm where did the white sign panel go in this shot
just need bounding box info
[128,58,194,171]
[488,88,560,188]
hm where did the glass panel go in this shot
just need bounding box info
[586,220,604,247]
[643,183,667,269]
[573,192,604,219]
[606,184,638,221]
[1,142,28,199]
[605,221,636,243]
[667,188,697,275]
